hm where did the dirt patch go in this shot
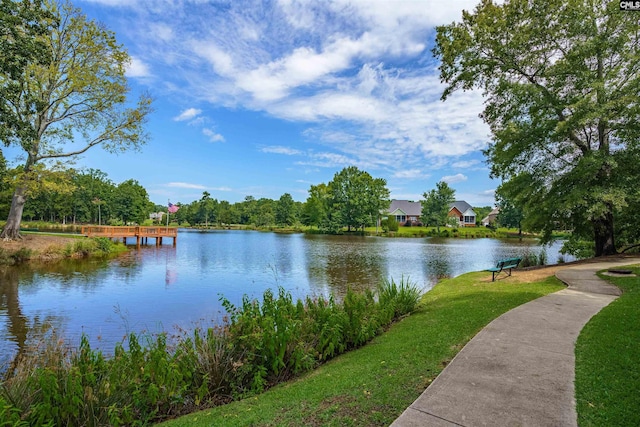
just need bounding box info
[482,253,640,284]
[299,395,359,427]
[0,234,79,255]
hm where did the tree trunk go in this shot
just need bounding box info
[1,186,28,240]
[593,212,616,257]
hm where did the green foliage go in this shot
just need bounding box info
[0,281,421,425]
[576,266,640,426]
[113,179,154,225]
[275,193,297,226]
[560,238,595,259]
[93,237,115,254]
[421,181,455,234]
[377,277,422,319]
[496,195,524,233]
[9,247,32,264]
[435,0,640,256]
[160,272,564,427]
[0,0,57,145]
[518,249,548,268]
[0,247,33,266]
[0,0,152,238]
[306,166,389,233]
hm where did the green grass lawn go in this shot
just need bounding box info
[575,265,640,427]
[363,225,527,239]
[159,271,564,426]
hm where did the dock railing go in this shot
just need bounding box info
[81,226,177,246]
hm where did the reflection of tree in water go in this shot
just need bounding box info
[305,237,387,298]
[424,258,453,282]
[0,267,65,372]
[0,268,27,369]
[420,241,454,284]
[14,258,113,292]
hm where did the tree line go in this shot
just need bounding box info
[0,162,394,231]
[435,0,640,256]
[151,166,391,232]
[0,158,499,237]
[3,0,639,256]
[0,162,155,226]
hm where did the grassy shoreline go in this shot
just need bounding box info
[0,232,127,265]
[159,270,565,426]
[575,265,640,426]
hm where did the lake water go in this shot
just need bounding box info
[0,230,570,366]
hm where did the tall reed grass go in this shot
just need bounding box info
[0,278,422,426]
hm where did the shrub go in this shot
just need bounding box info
[387,217,399,232]
[519,252,538,268]
[377,276,422,318]
[93,237,116,254]
[9,247,32,264]
[561,239,594,259]
[0,282,422,425]
[538,249,547,266]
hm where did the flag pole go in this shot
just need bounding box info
[166,199,170,230]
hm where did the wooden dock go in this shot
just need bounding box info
[81,226,177,246]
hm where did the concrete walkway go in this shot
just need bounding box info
[390,258,638,427]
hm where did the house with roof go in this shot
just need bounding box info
[387,200,422,226]
[482,207,500,226]
[386,199,478,227]
[448,201,477,227]
[149,212,165,221]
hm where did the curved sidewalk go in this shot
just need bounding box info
[390,258,637,427]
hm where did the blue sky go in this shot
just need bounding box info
[8,0,499,207]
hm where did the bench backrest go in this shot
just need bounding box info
[496,257,522,269]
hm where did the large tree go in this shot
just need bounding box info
[328,166,390,232]
[112,179,152,224]
[434,0,640,256]
[302,183,329,229]
[421,181,455,234]
[275,192,296,226]
[197,191,217,227]
[0,0,55,144]
[0,0,152,239]
[496,193,524,236]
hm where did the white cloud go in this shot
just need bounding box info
[296,152,357,169]
[441,173,468,184]
[102,0,492,184]
[126,56,151,78]
[167,182,207,189]
[203,128,225,142]
[393,169,428,180]
[262,146,302,155]
[452,159,481,169]
[173,108,202,122]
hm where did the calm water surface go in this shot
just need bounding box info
[0,230,571,365]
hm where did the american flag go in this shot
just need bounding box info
[168,202,179,213]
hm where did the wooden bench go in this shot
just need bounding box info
[487,257,522,281]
